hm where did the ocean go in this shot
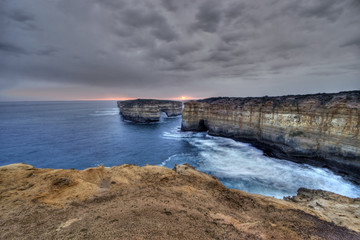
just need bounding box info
[1,101,359,199]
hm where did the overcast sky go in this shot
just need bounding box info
[1,0,359,100]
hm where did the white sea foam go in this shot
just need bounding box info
[162,127,360,198]
[90,108,119,116]
[160,153,192,166]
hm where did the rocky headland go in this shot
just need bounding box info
[181,91,360,183]
[118,99,182,123]
[1,163,359,240]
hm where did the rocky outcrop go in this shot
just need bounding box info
[285,188,360,233]
[1,163,359,239]
[181,91,360,183]
[118,99,182,123]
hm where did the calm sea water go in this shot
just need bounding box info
[1,101,360,198]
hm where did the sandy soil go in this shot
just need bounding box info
[0,163,359,240]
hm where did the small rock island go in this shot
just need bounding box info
[117,99,182,123]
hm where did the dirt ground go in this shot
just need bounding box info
[1,163,359,240]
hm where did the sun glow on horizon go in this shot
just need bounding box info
[170,96,197,101]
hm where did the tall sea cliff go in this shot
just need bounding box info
[181,91,360,182]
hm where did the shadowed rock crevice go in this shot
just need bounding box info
[118,99,183,123]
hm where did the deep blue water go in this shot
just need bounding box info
[1,101,360,199]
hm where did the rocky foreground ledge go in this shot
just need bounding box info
[181,91,360,183]
[1,164,359,240]
[117,99,182,123]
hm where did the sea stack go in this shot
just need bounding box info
[118,99,182,123]
[181,91,360,182]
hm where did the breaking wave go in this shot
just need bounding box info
[162,127,360,199]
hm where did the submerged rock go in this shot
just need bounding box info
[0,163,359,239]
[117,99,182,123]
[181,91,360,183]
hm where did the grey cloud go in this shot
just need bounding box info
[224,2,245,20]
[0,42,58,57]
[341,36,360,48]
[148,41,203,63]
[1,0,359,100]
[175,42,203,55]
[96,0,126,10]
[206,51,234,62]
[36,47,59,56]
[216,42,233,52]
[297,0,344,21]
[269,61,305,71]
[162,61,198,72]
[193,1,222,33]
[120,8,165,28]
[161,0,178,12]
[148,47,177,63]
[8,10,35,22]
[282,0,349,22]
[221,32,250,44]
[151,27,177,42]
[272,42,307,53]
[6,9,38,30]
[119,8,177,41]
[0,42,29,55]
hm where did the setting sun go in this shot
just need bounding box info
[181,96,187,100]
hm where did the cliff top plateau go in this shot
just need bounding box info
[197,90,360,107]
[118,99,182,107]
[1,163,359,240]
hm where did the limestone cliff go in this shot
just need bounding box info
[1,163,359,239]
[181,91,360,182]
[118,99,182,123]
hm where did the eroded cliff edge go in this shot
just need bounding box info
[118,99,182,123]
[1,164,359,239]
[181,91,360,183]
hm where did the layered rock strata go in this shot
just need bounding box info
[0,163,359,239]
[181,91,360,183]
[118,99,182,123]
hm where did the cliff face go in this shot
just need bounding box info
[118,99,182,123]
[1,163,359,239]
[181,91,360,182]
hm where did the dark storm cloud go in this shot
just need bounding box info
[151,27,177,42]
[175,42,203,56]
[0,42,29,55]
[341,36,360,48]
[8,10,35,23]
[295,0,344,21]
[0,42,58,56]
[162,61,198,72]
[161,0,178,12]
[96,0,126,9]
[193,1,223,33]
[119,7,177,41]
[5,9,39,30]
[0,0,359,100]
[120,8,165,28]
[36,47,59,56]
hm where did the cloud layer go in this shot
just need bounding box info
[1,0,359,100]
